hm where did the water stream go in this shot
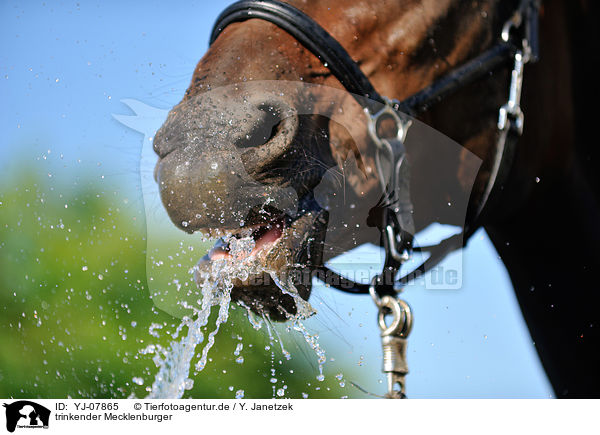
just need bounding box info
[143,235,326,399]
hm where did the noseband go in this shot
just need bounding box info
[211,0,540,397]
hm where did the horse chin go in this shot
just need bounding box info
[193,208,327,321]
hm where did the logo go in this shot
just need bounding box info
[3,401,50,433]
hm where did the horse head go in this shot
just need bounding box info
[153,0,522,319]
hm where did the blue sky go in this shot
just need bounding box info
[0,0,553,398]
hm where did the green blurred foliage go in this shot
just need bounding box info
[0,166,365,399]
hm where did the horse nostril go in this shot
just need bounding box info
[235,118,284,149]
[234,102,288,149]
[263,119,283,145]
[237,112,299,174]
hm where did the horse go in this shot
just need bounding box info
[152,0,600,398]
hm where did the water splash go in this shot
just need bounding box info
[291,321,327,382]
[145,235,249,398]
[144,233,328,398]
[146,277,231,398]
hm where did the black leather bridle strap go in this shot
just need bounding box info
[396,43,516,116]
[211,0,519,118]
[210,0,385,113]
[314,232,464,294]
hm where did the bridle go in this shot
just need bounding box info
[211,0,540,398]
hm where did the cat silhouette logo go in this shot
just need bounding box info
[3,401,50,432]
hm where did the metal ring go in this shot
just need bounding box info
[364,99,411,151]
[377,296,413,337]
[369,271,407,307]
[377,295,406,336]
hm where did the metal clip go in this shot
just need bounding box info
[377,295,413,398]
[364,98,414,265]
[498,0,534,135]
[498,50,526,134]
[365,97,412,150]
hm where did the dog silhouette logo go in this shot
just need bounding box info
[3,401,50,432]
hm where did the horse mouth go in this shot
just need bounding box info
[193,203,326,321]
[205,215,286,261]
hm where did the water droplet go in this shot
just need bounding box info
[234,342,243,356]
